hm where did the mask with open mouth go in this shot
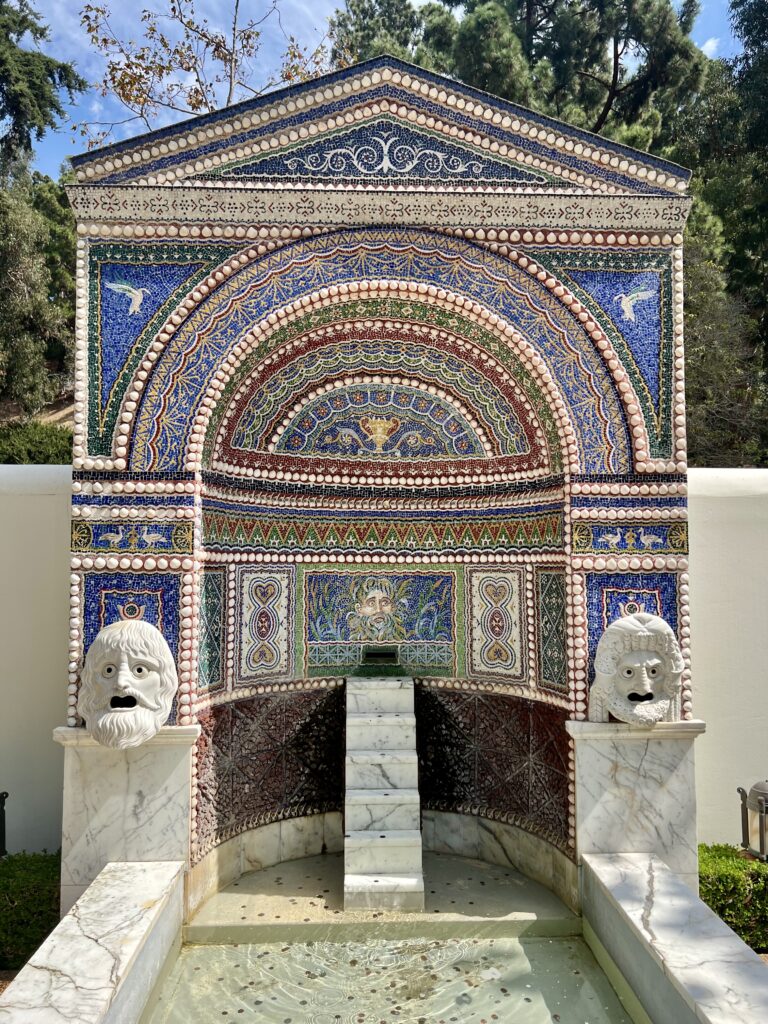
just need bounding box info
[77,620,178,748]
[589,612,684,725]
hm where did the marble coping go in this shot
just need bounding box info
[566,720,707,741]
[53,725,201,747]
[0,861,184,1024]
[582,852,768,1024]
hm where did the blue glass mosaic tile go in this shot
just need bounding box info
[585,571,679,678]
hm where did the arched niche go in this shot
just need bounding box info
[122,228,639,475]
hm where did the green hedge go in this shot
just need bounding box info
[699,843,768,952]
[0,421,72,464]
[0,852,60,969]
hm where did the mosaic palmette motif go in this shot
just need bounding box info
[67,57,693,863]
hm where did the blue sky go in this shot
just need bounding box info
[27,0,740,179]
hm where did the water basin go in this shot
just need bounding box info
[144,853,634,1024]
[146,934,632,1023]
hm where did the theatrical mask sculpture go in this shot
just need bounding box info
[77,619,178,748]
[589,612,683,725]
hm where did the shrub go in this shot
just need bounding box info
[0,421,72,464]
[0,851,60,969]
[699,843,768,952]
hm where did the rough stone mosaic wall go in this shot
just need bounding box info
[66,57,691,861]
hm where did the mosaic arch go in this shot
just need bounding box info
[67,56,691,863]
[122,229,643,475]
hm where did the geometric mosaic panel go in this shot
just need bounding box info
[198,567,225,694]
[536,569,568,693]
[234,566,294,685]
[416,686,571,851]
[194,687,345,857]
[466,568,526,682]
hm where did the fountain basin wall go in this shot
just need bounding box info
[185,809,580,917]
[582,853,768,1024]
[0,861,183,1024]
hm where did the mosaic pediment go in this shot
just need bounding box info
[72,56,690,197]
[204,118,555,187]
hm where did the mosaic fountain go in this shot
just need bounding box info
[2,55,768,1024]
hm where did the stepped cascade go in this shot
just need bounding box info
[343,676,424,911]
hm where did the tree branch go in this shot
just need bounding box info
[591,34,621,133]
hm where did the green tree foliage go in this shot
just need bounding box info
[330,0,705,140]
[0,420,72,464]
[655,2,768,465]
[0,1,86,172]
[29,173,77,370]
[683,198,768,466]
[0,4,81,424]
[0,176,71,415]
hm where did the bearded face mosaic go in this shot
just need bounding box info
[67,56,692,862]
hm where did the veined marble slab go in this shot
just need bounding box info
[0,861,183,1024]
[344,830,423,874]
[345,713,416,750]
[186,813,343,917]
[566,720,705,888]
[343,676,424,910]
[345,750,418,789]
[345,788,420,831]
[582,852,768,1024]
[55,726,199,914]
[346,679,414,714]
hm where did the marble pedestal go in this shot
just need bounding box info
[566,720,706,890]
[54,725,200,914]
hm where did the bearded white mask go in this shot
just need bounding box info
[77,620,178,748]
[589,612,684,725]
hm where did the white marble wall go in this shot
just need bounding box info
[566,720,705,890]
[55,725,199,913]
[0,860,183,1024]
[423,810,579,912]
[186,812,343,916]
[582,852,768,1024]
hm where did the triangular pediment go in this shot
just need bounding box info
[203,116,556,187]
[72,57,690,196]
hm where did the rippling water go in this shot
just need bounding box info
[146,935,632,1023]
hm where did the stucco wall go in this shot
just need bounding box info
[0,466,71,853]
[0,465,765,853]
[687,469,768,845]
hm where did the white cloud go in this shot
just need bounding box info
[701,37,720,58]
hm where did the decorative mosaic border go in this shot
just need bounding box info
[72,57,690,195]
[67,186,690,232]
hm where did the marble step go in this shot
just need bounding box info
[345,750,419,789]
[344,872,425,912]
[344,830,424,874]
[346,678,414,714]
[345,712,416,751]
[344,788,421,831]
